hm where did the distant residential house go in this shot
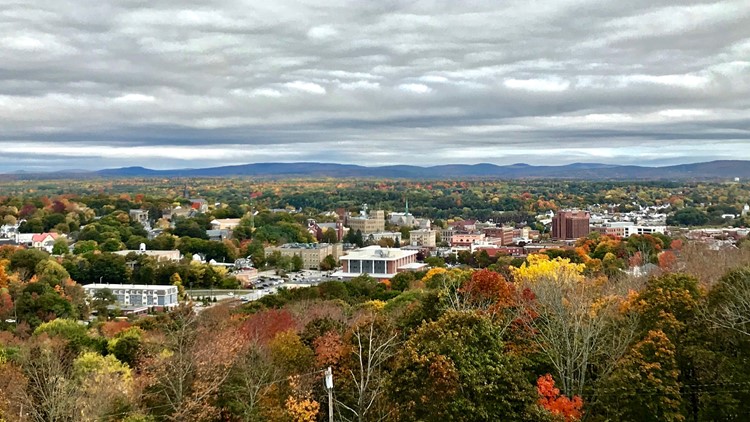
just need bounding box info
[207,229,231,241]
[14,232,61,253]
[162,206,195,221]
[189,199,209,213]
[33,233,60,253]
[129,209,150,227]
[0,222,21,238]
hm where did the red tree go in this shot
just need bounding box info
[241,308,297,345]
[536,374,583,421]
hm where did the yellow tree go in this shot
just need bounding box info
[513,254,637,398]
[72,352,135,420]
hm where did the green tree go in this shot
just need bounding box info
[108,327,144,367]
[73,240,98,255]
[389,311,537,420]
[52,238,69,255]
[667,207,709,226]
[291,254,304,272]
[322,228,338,244]
[92,288,117,318]
[603,330,683,422]
[9,248,49,281]
[390,271,415,291]
[15,282,75,328]
[34,318,92,354]
[170,272,187,301]
[320,254,337,271]
[35,259,71,287]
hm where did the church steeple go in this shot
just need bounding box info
[405,198,409,216]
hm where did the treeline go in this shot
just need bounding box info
[1,239,749,421]
[3,178,749,230]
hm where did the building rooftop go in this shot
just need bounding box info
[340,245,418,260]
[276,243,334,250]
[83,283,177,291]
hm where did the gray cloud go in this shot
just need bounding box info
[0,0,749,171]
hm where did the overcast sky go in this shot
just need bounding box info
[1,0,749,172]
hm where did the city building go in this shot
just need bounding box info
[481,227,514,245]
[347,205,385,234]
[367,231,402,244]
[389,199,416,227]
[449,220,477,232]
[409,229,437,248]
[591,222,667,238]
[113,247,181,262]
[552,210,590,240]
[335,246,420,280]
[265,243,343,270]
[234,268,259,287]
[450,233,485,247]
[83,283,179,308]
[210,218,241,230]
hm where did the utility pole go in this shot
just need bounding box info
[325,366,334,422]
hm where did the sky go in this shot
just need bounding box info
[0,0,749,172]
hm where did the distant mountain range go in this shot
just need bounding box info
[2,160,750,180]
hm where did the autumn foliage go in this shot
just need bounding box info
[536,374,583,421]
[460,268,517,309]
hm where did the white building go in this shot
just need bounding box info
[592,222,667,238]
[335,246,420,280]
[113,249,181,262]
[367,231,402,243]
[409,229,437,248]
[83,283,179,308]
[210,218,241,230]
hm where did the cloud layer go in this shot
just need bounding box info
[1,0,749,171]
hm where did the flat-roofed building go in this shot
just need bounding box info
[113,249,181,262]
[552,210,590,240]
[210,218,241,230]
[83,283,178,308]
[335,246,419,280]
[265,243,343,270]
[367,231,402,243]
[482,227,514,245]
[347,209,385,235]
[592,223,666,238]
[450,233,485,247]
[409,229,437,248]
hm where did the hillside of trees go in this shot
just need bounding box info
[0,237,749,421]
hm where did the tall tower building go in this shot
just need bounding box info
[551,210,590,240]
